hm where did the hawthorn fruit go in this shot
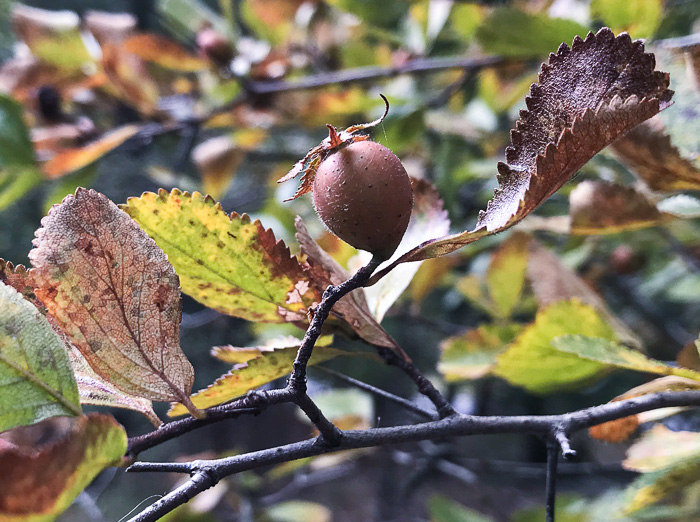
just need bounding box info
[312,141,413,260]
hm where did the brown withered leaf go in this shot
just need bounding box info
[101,43,159,116]
[368,28,672,284]
[527,239,641,347]
[295,217,408,360]
[28,189,195,406]
[569,180,662,234]
[610,117,700,191]
[0,259,36,302]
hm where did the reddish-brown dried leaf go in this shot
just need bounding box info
[569,180,662,234]
[610,117,700,191]
[368,28,672,284]
[295,217,408,360]
[29,188,194,403]
[0,259,36,302]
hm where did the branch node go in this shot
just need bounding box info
[552,427,576,460]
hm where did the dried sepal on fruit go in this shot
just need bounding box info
[279,96,413,260]
[277,94,391,201]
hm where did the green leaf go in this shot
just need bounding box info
[428,495,494,522]
[476,8,589,58]
[0,281,81,433]
[0,166,43,211]
[486,233,531,318]
[168,344,349,416]
[123,189,318,323]
[493,300,615,394]
[0,413,127,521]
[439,323,524,381]
[591,0,662,39]
[553,336,700,380]
[0,94,35,167]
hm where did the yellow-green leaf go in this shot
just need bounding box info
[552,336,700,380]
[591,0,662,39]
[0,413,126,521]
[439,323,523,381]
[493,300,616,394]
[168,345,347,416]
[622,452,700,514]
[123,189,318,323]
[0,281,81,432]
[625,425,700,473]
[486,233,531,318]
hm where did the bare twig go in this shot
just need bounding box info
[127,391,700,520]
[545,438,559,522]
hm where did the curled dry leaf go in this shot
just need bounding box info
[29,188,195,405]
[295,217,408,360]
[610,117,700,191]
[0,413,126,520]
[368,28,673,284]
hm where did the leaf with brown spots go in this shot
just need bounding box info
[295,217,408,360]
[28,189,197,412]
[168,341,349,416]
[610,117,700,191]
[123,189,319,323]
[368,28,672,284]
[0,413,126,520]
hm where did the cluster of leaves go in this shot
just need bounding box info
[0,0,700,521]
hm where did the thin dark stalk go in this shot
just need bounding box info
[312,366,436,420]
[545,438,559,522]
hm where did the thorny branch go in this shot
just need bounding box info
[126,391,700,521]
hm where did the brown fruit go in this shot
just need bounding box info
[196,28,234,66]
[312,141,413,260]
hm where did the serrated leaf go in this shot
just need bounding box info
[42,125,139,179]
[568,180,662,234]
[589,376,700,443]
[527,240,641,347]
[168,344,348,416]
[124,189,318,323]
[610,118,700,191]
[0,413,126,521]
[552,336,700,380]
[486,232,531,318]
[369,28,672,283]
[476,8,589,58]
[29,188,194,404]
[360,178,450,322]
[591,0,662,39]
[439,323,524,381]
[493,300,616,394]
[122,33,207,71]
[0,282,81,432]
[295,217,407,358]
